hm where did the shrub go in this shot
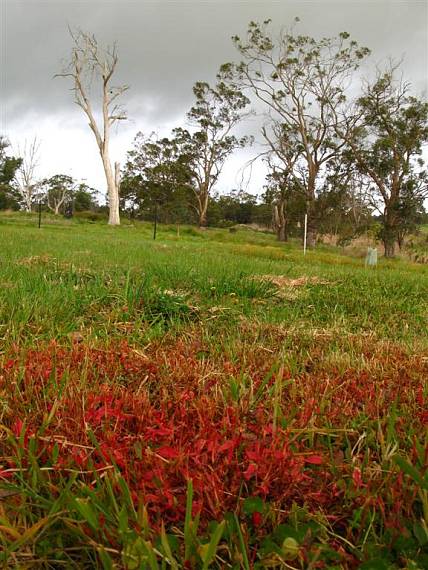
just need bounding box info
[73,210,107,223]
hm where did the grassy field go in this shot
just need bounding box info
[0,213,427,568]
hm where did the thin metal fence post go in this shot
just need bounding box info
[153,202,158,240]
[303,213,307,255]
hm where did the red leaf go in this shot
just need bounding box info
[218,439,236,453]
[244,463,258,480]
[156,446,180,459]
[252,511,263,527]
[12,419,24,438]
[352,467,364,488]
[305,455,323,465]
[246,450,261,461]
[146,426,173,438]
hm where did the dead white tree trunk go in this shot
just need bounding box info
[14,137,40,212]
[57,29,128,225]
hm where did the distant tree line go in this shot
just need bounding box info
[2,18,427,256]
[0,139,100,216]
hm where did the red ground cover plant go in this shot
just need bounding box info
[0,336,427,565]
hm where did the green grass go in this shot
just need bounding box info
[0,213,427,348]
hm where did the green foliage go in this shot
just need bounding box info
[207,190,258,226]
[172,76,251,226]
[39,173,75,215]
[122,76,251,227]
[73,183,100,212]
[0,136,22,210]
[74,210,107,223]
[348,69,428,256]
[121,132,196,223]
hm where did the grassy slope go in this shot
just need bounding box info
[0,214,427,347]
[0,214,427,568]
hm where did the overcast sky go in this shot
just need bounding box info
[1,0,427,197]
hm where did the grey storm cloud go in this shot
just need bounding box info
[2,0,427,123]
[1,0,427,192]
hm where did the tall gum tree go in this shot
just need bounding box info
[175,78,251,227]
[222,19,370,246]
[335,69,428,257]
[57,29,128,225]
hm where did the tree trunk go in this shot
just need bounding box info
[383,226,396,257]
[383,238,395,258]
[382,207,397,258]
[304,175,318,248]
[305,200,318,248]
[24,192,32,213]
[277,225,287,241]
[306,225,317,248]
[108,185,120,225]
[198,190,209,228]
[103,157,120,225]
[273,202,288,242]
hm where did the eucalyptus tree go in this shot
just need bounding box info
[57,29,128,225]
[175,77,251,227]
[263,157,303,242]
[122,132,195,222]
[222,19,370,246]
[39,174,76,215]
[316,153,372,241]
[336,69,428,256]
[73,183,100,212]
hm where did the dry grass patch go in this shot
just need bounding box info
[252,274,332,300]
[17,254,54,266]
